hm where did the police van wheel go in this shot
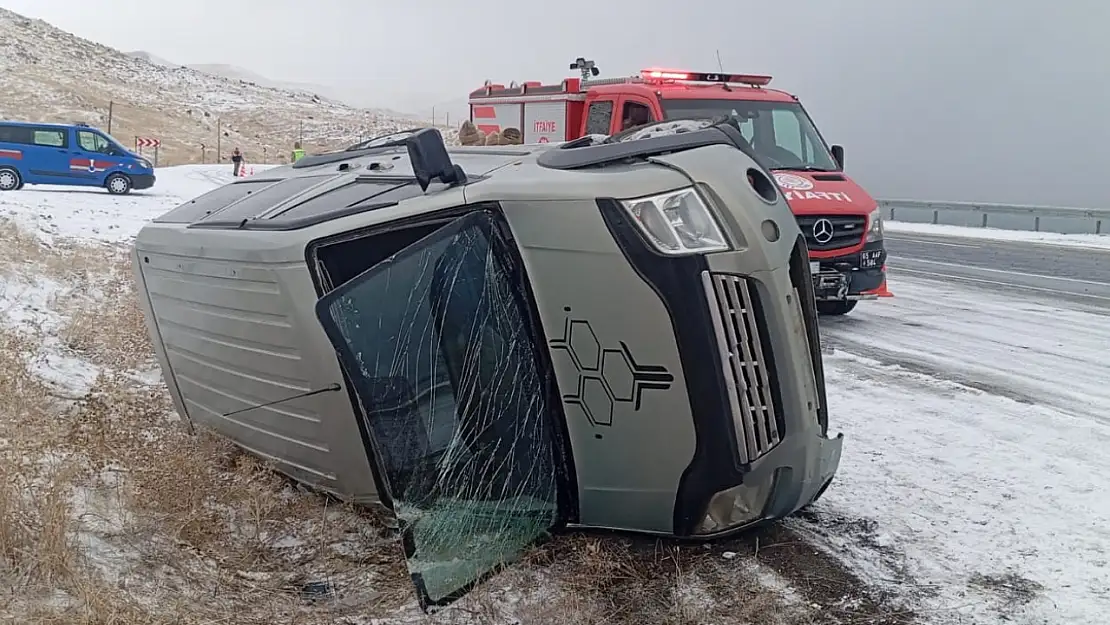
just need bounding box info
[105,174,132,195]
[816,300,857,316]
[0,167,21,191]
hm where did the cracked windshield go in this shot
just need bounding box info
[316,211,562,607]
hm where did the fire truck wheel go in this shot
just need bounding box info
[0,167,21,191]
[105,173,132,195]
[816,300,857,316]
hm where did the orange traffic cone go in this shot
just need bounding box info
[871,266,894,297]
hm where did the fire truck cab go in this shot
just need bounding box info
[468,60,891,315]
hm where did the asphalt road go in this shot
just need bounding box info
[883,232,1110,311]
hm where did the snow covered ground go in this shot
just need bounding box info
[1,165,1106,623]
[0,164,275,244]
[886,220,1110,250]
[804,276,1110,624]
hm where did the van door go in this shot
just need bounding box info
[74,129,121,185]
[26,126,72,181]
[314,210,568,611]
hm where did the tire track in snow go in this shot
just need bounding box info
[822,274,1110,425]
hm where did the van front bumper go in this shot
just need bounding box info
[811,239,886,301]
[693,425,842,537]
[131,173,156,190]
[689,250,844,537]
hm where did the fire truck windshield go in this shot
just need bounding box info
[660,99,838,172]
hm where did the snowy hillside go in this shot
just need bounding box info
[166,57,427,119]
[0,8,453,166]
[124,50,179,68]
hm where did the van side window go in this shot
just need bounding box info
[0,125,33,144]
[584,101,613,135]
[32,129,67,148]
[77,131,111,153]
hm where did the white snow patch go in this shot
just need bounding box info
[886,220,1110,250]
[804,275,1110,624]
[0,164,273,244]
[0,271,64,330]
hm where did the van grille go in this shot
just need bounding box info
[795,214,866,251]
[701,271,782,464]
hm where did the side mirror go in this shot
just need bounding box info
[406,128,467,192]
[831,144,844,169]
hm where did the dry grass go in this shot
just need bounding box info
[0,215,872,625]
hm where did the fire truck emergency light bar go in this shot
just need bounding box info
[640,68,773,87]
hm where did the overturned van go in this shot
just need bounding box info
[132,124,843,610]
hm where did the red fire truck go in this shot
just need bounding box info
[467,60,891,315]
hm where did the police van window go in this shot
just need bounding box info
[32,129,67,148]
[584,101,613,135]
[77,131,111,153]
[0,125,32,144]
[620,102,653,131]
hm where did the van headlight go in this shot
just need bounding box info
[139,159,152,169]
[866,207,883,242]
[621,187,730,256]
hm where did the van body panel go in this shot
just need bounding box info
[133,129,842,608]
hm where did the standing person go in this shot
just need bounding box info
[231,147,243,176]
[291,141,305,163]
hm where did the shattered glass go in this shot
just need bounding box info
[315,210,562,609]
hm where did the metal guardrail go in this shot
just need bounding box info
[877,199,1109,235]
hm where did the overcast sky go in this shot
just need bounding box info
[2,0,1107,207]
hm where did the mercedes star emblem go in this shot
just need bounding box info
[812,218,835,244]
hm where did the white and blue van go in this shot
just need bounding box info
[0,121,156,194]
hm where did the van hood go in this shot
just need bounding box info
[771,171,876,215]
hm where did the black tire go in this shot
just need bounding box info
[0,167,21,191]
[817,300,857,316]
[105,173,132,195]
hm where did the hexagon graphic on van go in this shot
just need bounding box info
[549,308,675,427]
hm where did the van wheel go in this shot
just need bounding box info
[816,300,857,316]
[105,173,132,195]
[0,167,21,191]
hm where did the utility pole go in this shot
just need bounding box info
[298,120,303,144]
[216,118,222,163]
[107,101,114,134]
